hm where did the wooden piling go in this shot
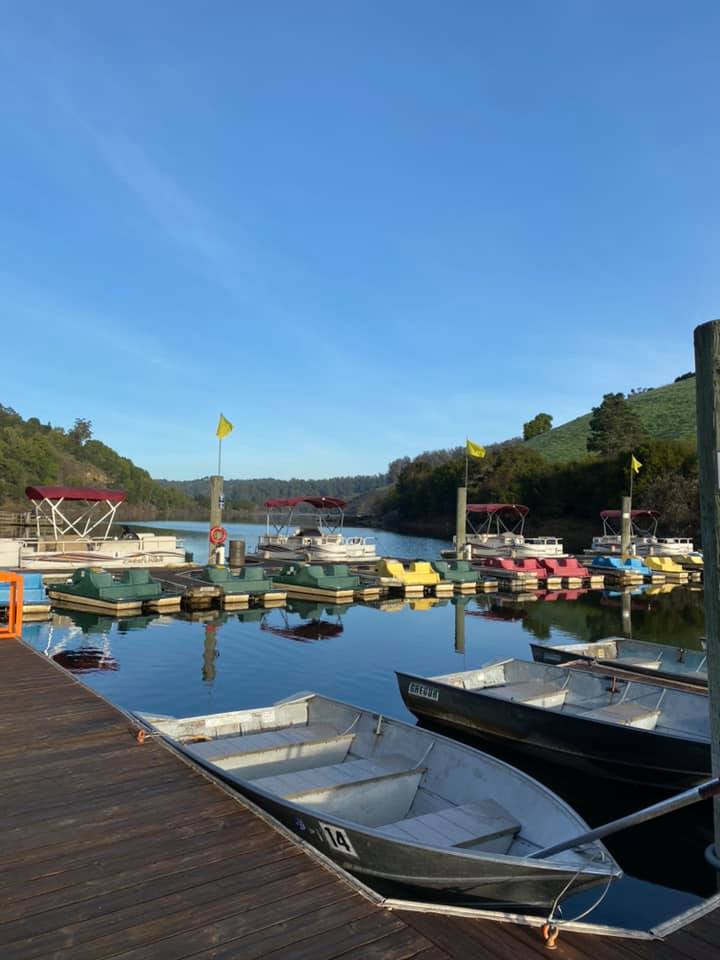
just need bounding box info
[454,599,465,654]
[621,495,632,557]
[455,486,467,558]
[693,319,720,862]
[209,475,224,564]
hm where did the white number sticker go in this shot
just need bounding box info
[319,822,358,858]
[408,682,439,701]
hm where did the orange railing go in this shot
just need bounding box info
[0,572,24,639]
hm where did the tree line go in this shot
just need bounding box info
[383,392,699,542]
[161,473,388,512]
[0,405,193,516]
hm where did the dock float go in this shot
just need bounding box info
[0,572,51,619]
[473,558,540,591]
[272,562,360,603]
[46,568,181,615]
[194,566,287,607]
[430,560,482,594]
[374,559,454,598]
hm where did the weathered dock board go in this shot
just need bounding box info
[0,639,445,960]
[398,903,720,960]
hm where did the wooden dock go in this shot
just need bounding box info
[0,639,443,960]
[0,637,718,960]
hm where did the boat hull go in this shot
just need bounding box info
[179,752,614,909]
[530,641,708,689]
[228,780,608,907]
[138,694,619,909]
[396,672,710,791]
[256,538,376,563]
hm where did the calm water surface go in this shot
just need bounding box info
[23,522,717,927]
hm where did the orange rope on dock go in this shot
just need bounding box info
[0,572,23,639]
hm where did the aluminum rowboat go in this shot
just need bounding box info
[397,659,710,790]
[530,638,707,688]
[136,692,619,907]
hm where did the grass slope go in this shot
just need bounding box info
[525,378,696,463]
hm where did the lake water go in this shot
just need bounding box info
[21,521,718,929]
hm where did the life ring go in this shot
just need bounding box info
[209,525,227,546]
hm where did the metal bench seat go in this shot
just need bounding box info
[185,723,355,779]
[613,657,662,671]
[586,701,661,730]
[485,681,569,709]
[186,723,341,761]
[377,798,521,854]
[251,755,427,827]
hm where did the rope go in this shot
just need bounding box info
[540,866,615,949]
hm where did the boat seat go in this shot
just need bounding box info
[251,755,426,827]
[185,723,354,779]
[185,723,342,761]
[488,681,569,709]
[613,657,662,671]
[377,799,521,855]
[586,701,661,730]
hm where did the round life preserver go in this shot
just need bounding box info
[209,525,227,546]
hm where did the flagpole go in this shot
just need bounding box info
[464,439,469,488]
[629,456,633,501]
[218,437,222,476]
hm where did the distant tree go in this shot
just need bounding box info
[523,412,553,441]
[674,371,695,383]
[68,418,93,445]
[587,393,647,457]
[387,457,412,482]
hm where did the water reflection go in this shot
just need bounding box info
[38,609,171,673]
[261,600,346,643]
[21,582,712,927]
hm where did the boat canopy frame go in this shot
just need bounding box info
[599,509,660,539]
[466,503,529,538]
[25,485,126,541]
[263,496,347,537]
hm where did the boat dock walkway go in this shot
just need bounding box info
[1,637,718,960]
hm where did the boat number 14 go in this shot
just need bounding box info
[319,822,358,858]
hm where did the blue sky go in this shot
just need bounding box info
[1,2,717,480]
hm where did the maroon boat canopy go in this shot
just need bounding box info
[26,485,126,503]
[600,509,659,520]
[467,503,529,516]
[264,496,346,510]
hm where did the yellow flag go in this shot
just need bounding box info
[466,439,486,459]
[216,414,233,439]
[631,454,642,474]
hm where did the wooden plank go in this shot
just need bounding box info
[127,895,377,960]
[0,829,286,922]
[1,863,333,960]
[0,812,248,893]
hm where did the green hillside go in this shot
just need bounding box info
[525,378,697,463]
[0,404,193,515]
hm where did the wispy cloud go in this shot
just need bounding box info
[0,274,186,375]
[53,93,258,302]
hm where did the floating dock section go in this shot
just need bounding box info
[588,556,650,585]
[473,558,540,591]
[272,563,361,603]
[374,559,453,598]
[195,566,287,607]
[430,560,481,594]
[0,572,51,618]
[47,568,181,615]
